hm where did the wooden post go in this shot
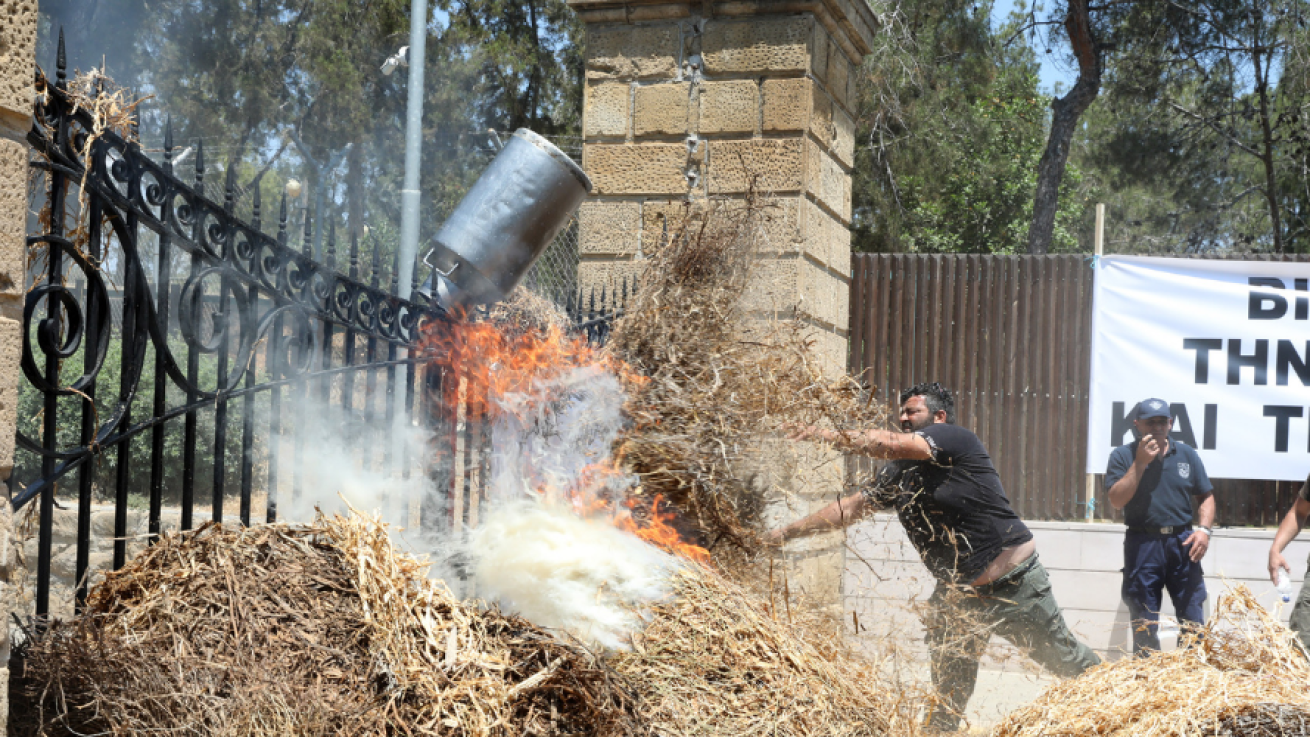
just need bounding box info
[1086,203,1105,522]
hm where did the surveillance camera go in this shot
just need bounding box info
[381,46,409,76]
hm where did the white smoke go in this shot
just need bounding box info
[466,362,685,650]
[469,501,677,650]
[270,394,452,575]
[267,332,688,650]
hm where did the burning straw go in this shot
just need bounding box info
[991,585,1310,737]
[608,195,888,555]
[13,513,637,737]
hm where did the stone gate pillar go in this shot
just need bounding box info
[0,0,37,725]
[569,0,877,614]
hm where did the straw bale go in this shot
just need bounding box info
[991,586,1310,737]
[13,514,637,736]
[613,564,927,737]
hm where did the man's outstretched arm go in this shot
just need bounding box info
[764,491,869,545]
[788,426,933,460]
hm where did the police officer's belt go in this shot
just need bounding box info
[1126,525,1190,535]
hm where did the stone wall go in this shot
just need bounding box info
[846,515,1310,664]
[0,0,38,727]
[568,0,877,615]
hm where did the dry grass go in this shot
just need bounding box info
[13,513,637,737]
[991,585,1310,737]
[608,195,887,555]
[12,510,930,737]
[614,564,928,737]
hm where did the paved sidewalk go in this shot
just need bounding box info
[962,667,1058,731]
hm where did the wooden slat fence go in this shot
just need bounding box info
[848,252,1307,526]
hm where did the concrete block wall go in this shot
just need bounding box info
[569,0,877,616]
[846,514,1310,666]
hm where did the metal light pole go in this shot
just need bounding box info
[396,0,427,301]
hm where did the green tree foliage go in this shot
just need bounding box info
[437,0,584,135]
[1069,0,1310,253]
[36,0,583,265]
[854,0,1083,253]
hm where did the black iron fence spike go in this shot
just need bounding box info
[194,140,205,185]
[302,202,312,257]
[252,183,262,231]
[224,162,235,212]
[164,116,173,157]
[277,190,288,245]
[56,29,66,85]
[410,255,421,291]
[369,234,382,288]
[349,230,360,279]
[326,220,337,270]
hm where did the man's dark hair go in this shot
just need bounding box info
[900,382,956,424]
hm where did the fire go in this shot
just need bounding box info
[419,316,643,417]
[421,315,706,566]
[617,494,711,566]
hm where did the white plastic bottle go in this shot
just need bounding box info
[1277,568,1293,603]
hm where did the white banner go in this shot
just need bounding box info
[1087,256,1310,480]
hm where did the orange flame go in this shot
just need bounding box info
[421,317,703,564]
[617,494,711,566]
[420,316,646,418]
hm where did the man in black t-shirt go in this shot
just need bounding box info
[1268,472,1310,651]
[766,383,1100,732]
[1105,398,1215,656]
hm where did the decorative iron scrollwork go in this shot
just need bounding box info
[15,69,446,512]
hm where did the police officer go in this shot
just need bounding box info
[1106,398,1215,656]
[1267,472,1310,651]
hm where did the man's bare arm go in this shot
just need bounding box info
[1269,498,1310,584]
[764,492,869,545]
[789,426,933,461]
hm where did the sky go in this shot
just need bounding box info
[991,0,1078,95]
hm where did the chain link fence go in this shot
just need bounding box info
[486,131,584,309]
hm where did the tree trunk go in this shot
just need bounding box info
[1026,0,1101,255]
[1252,11,1283,253]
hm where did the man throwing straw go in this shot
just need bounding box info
[766,382,1100,731]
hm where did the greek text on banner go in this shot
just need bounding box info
[1087,255,1310,480]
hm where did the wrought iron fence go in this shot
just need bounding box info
[15,36,446,619]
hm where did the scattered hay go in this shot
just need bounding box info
[613,565,928,737]
[608,195,887,555]
[991,586,1310,737]
[13,513,637,737]
[485,286,572,335]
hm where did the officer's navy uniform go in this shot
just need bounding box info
[1105,421,1213,655]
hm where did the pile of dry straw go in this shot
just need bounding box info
[993,586,1310,737]
[15,512,920,736]
[14,514,635,736]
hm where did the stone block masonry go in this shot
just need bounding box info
[0,1,39,728]
[569,0,876,621]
